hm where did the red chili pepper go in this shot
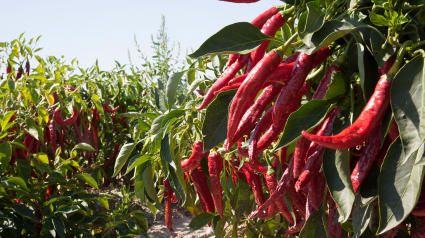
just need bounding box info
[25,61,30,75]
[49,119,57,165]
[248,155,295,219]
[208,152,224,217]
[104,102,120,113]
[92,108,99,151]
[111,113,119,134]
[227,46,288,146]
[63,85,77,91]
[189,166,215,214]
[247,85,307,160]
[379,54,396,76]
[273,52,318,127]
[196,54,250,111]
[351,124,381,193]
[224,82,284,151]
[57,127,66,159]
[163,179,174,233]
[285,220,306,236]
[181,141,204,173]
[120,107,127,129]
[314,172,326,210]
[244,13,286,74]
[195,89,205,96]
[15,67,23,82]
[53,106,78,126]
[295,109,340,192]
[302,74,393,149]
[6,64,13,79]
[241,165,267,215]
[328,199,343,238]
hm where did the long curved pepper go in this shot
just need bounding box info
[104,102,120,113]
[53,106,78,126]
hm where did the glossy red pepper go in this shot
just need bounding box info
[15,67,23,81]
[189,166,215,214]
[273,52,318,127]
[53,106,78,126]
[181,141,204,173]
[302,75,392,149]
[25,61,30,75]
[104,102,120,113]
[163,179,174,233]
[351,125,381,193]
[227,47,287,146]
[208,152,224,217]
[379,54,396,76]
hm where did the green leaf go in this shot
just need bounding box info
[187,78,208,97]
[187,212,216,230]
[13,205,39,222]
[16,159,31,183]
[368,11,389,26]
[391,55,425,162]
[214,216,229,238]
[47,172,67,183]
[8,177,29,191]
[135,165,145,204]
[298,2,326,46]
[369,29,396,68]
[0,141,11,172]
[323,148,354,222]
[25,118,43,144]
[299,205,328,238]
[202,90,235,153]
[168,166,187,205]
[351,194,372,238]
[297,19,384,55]
[72,143,95,152]
[143,165,161,210]
[74,173,99,190]
[113,142,138,177]
[160,133,176,170]
[377,138,425,234]
[275,99,334,150]
[124,154,150,176]
[57,205,79,214]
[1,110,15,131]
[166,71,188,110]
[189,22,275,58]
[360,164,380,205]
[149,114,165,135]
[323,71,348,100]
[161,109,185,127]
[52,217,66,238]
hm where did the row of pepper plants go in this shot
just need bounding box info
[3,0,425,237]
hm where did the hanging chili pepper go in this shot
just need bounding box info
[285,220,306,236]
[195,89,205,96]
[208,152,224,217]
[351,125,381,193]
[104,102,120,113]
[6,63,13,79]
[302,43,408,150]
[227,41,294,146]
[49,119,56,167]
[273,52,318,127]
[53,106,78,126]
[181,141,204,173]
[376,120,399,167]
[244,13,286,74]
[111,113,119,134]
[248,155,295,219]
[196,54,250,111]
[25,61,30,75]
[328,199,343,238]
[91,108,100,151]
[163,179,174,233]
[296,109,340,192]
[15,66,23,82]
[189,166,215,214]
[379,54,396,76]
[103,143,120,169]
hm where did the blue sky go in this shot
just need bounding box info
[1,0,283,70]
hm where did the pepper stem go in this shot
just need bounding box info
[335,38,355,68]
[387,40,413,80]
[274,33,298,58]
[264,155,275,175]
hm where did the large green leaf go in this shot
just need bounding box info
[113,142,139,177]
[230,179,251,221]
[298,2,326,46]
[377,137,425,234]
[391,55,425,162]
[25,118,43,144]
[187,212,216,230]
[142,164,161,210]
[74,173,99,190]
[166,71,194,110]
[299,205,328,238]
[323,148,355,223]
[13,205,39,222]
[202,90,235,153]
[189,22,275,58]
[124,154,150,176]
[275,99,335,150]
[351,193,373,238]
[298,19,383,54]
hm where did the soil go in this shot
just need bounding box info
[90,187,214,238]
